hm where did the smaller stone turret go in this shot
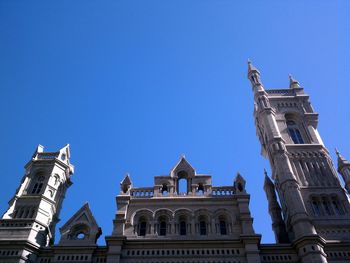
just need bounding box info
[336,149,350,194]
[263,170,289,243]
[289,74,301,89]
[247,60,264,91]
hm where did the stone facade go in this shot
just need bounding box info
[0,63,350,263]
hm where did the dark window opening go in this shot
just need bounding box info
[199,221,207,235]
[161,184,168,196]
[287,120,304,144]
[197,183,204,195]
[312,200,321,216]
[180,221,186,235]
[219,220,227,235]
[159,221,167,236]
[139,221,147,236]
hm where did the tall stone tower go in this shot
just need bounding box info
[0,145,74,263]
[248,61,350,263]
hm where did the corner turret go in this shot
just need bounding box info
[336,149,350,194]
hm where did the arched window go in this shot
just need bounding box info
[286,120,304,144]
[161,184,168,196]
[31,175,45,194]
[179,216,187,235]
[197,183,204,195]
[219,217,227,235]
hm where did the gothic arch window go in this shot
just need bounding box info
[286,120,304,144]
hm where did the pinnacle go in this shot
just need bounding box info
[289,74,300,88]
[247,59,260,74]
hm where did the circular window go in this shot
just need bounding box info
[61,154,66,161]
[76,232,85,239]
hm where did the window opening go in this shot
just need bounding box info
[312,200,321,216]
[286,120,304,144]
[139,221,147,236]
[219,220,227,235]
[178,178,187,195]
[322,199,332,215]
[159,221,167,236]
[180,221,187,235]
[161,184,168,196]
[199,220,207,235]
[197,183,204,195]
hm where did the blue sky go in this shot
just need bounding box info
[0,0,349,244]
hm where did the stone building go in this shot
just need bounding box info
[0,63,350,263]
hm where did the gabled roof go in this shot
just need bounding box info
[120,173,132,186]
[60,203,100,233]
[170,156,196,177]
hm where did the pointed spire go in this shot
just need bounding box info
[247,59,260,75]
[336,149,350,194]
[234,172,246,193]
[289,74,301,89]
[247,59,263,89]
[120,173,132,193]
[264,169,274,188]
[121,173,132,186]
[336,148,350,172]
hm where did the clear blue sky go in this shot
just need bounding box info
[1,0,349,245]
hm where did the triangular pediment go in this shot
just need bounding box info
[59,203,99,234]
[59,203,102,246]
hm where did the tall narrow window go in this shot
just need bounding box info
[312,200,321,216]
[180,221,187,235]
[31,175,45,194]
[139,221,147,236]
[178,178,187,195]
[199,220,207,235]
[286,120,304,144]
[219,220,227,235]
[159,221,167,236]
[332,198,344,215]
[322,199,332,215]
